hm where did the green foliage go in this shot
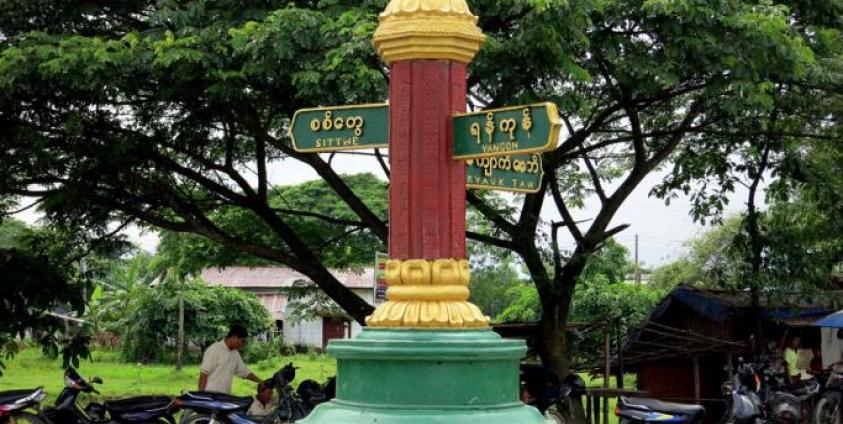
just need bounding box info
[569,277,665,367]
[0,218,127,376]
[0,0,840,376]
[122,278,272,363]
[157,173,387,272]
[241,338,285,364]
[469,260,525,320]
[86,253,163,342]
[650,258,699,290]
[497,283,542,322]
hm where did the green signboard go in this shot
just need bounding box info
[452,102,562,160]
[466,153,544,193]
[290,103,389,153]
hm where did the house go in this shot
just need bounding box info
[201,266,375,349]
[622,285,843,421]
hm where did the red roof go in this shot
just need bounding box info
[200,266,374,289]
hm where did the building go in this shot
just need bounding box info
[201,266,375,349]
[621,285,843,421]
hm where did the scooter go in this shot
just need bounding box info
[0,388,48,424]
[615,396,705,424]
[176,363,334,424]
[813,363,843,424]
[720,360,765,424]
[519,364,587,424]
[41,368,177,424]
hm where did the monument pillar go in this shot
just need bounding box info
[300,1,547,422]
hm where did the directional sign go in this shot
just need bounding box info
[290,103,389,153]
[466,153,544,193]
[453,102,562,160]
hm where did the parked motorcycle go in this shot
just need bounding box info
[519,363,587,424]
[720,360,765,424]
[720,358,821,424]
[0,388,47,424]
[615,396,705,424]
[41,368,177,424]
[177,363,335,424]
[813,363,843,424]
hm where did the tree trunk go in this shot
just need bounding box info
[176,276,185,371]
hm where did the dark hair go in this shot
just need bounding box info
[257,381,272,394]
[226,324,249,339]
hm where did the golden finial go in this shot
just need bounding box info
[373,0,486,65]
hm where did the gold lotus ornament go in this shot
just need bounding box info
[372,0,486,64]
[366,259,491,328]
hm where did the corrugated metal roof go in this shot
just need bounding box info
[200,266,374,289]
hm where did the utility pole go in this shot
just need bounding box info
[635,233,641,284]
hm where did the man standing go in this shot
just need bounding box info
[199,325,263,393]
[784,335,801,383]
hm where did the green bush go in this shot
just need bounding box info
[122,279,272,363]
[242,338,284,364]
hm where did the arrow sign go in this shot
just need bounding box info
[452,102,562,160]
[466,153,544,193]
[290,103,389,153]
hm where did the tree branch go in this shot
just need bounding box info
[548,176,585,245]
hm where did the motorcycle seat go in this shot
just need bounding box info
[0,388,42,406]
[621,397,706,417]
[104,396,173,415]
[787,379,819,396]
[182,391,253,406]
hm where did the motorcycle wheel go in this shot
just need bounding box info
[546,409,566,424]
[180,413,212,424]
[813,392,842,424]
[10,413,47,424]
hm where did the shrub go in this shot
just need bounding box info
[122,278,272,363]
[242,337,284,364]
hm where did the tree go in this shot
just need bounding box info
[0,218,126,375]
[122,277,272,362]
[1,0,840,378]
[86,252,162,343]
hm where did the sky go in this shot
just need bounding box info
[13,151,759,268]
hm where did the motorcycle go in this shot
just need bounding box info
[720,360,765,424]
[177,363,335,424]
[0,388,48,424]
[42,368,177,424]
[721,358,821,424]
[519,364,587,424]
[813,363,843,424]
[758,360,821,424]
[615,396,705,424]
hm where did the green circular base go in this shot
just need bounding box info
[299,328,547,424]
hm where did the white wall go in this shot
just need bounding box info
[822,328,843,368]
[286,318,323,348]
[283,287,376,347]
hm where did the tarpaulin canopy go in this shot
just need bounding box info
[813,310,843,328]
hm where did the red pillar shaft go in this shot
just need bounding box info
[388,60,467,260]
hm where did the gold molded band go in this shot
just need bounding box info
[373,1,485,64]
[388,285,469,301]
[366,258,491,328]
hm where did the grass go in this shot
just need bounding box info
[0,348,336,402]
[1,348,630,424]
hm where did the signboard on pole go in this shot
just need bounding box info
[373,252,389,304]
[466,153,544,193]
[452,102,562,160]
[290,103,389,153]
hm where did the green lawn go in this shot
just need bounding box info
[0,348,336,402]
[1,348,628,424]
